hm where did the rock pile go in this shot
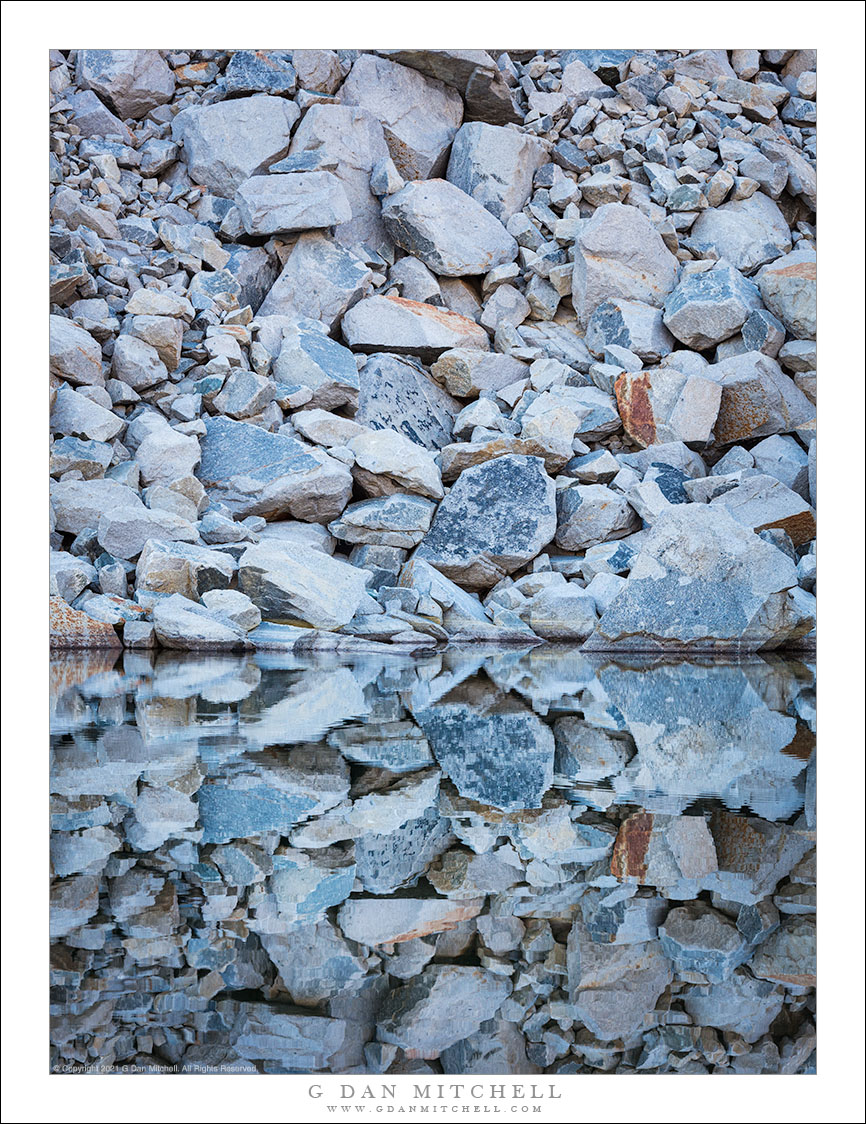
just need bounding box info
[49,48,817,652]
[49,649,816,1074]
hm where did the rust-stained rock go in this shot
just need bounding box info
[611,811,718,886]
[615,367,722,448]
[49,596,122,649]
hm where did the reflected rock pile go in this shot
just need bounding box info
[50,647,815,1074]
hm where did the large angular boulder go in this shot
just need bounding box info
[234,172,351,235]
[49,315,103,387]
[342,296,489,362]
[572,203,679,327]
[171,95,300,197]
[431,350,527,399]
[197,417,352,522]
[239,541,370,629]
[288,104,391,252]
[567,923,673,1043]
[756,249,816,340]
[377,49,521,124]
[135,538,236,598]
[50,387,124,443]
[356,353,459,449]
[257,232,373,328]
[376,965,511,1057]
[152,594,249,651]
[76,49,175,120]
[584,504,814,652]
[382,180,518,277]
[273,322,359,410]
[49,595,121,649]
[585,299,674,362]
[709,474,816,545]
[555,484,640,551]
[688,192,792,275]
[416,454,556,589]
[348,429,444,501]
[339,54,463,180]
[663,265,762,349]
[708,352,814,445]
[446,122,546,220]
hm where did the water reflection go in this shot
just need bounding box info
[50,648,816,1075]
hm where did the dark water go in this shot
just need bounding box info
[50,647,816,1075]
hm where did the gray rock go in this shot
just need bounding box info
[172,96,300,197]
[556,484,640,551]
[756,249,816,340]
[239,540,370,629]
[340,54,463,180]
[198,416,353,522]
[415,681,554,810]
[585,504,813,652]
[49,316,103,387]
[234,173,351,235]
[710,473,816,545]
[615,365,722,447]
[682,969,785,1043]
[663,265,762,349]
[567,923,673,1043]
[383,179,518,277]
[659,902,750,982]
[273,322,359,410]
[152,594,248,651]
[338,896,482,946]
[585,299,674,362]
[342,296,490,362]
[328,493,436,547]
[431,350,527,399]
[356,353,459,449]
[76,49,175,119]
[377,965,511,1056]
[288,103,391,252]
[750,917,815,988]
[349,429,444,501]
[446,122,546,221]
[687,192,792,274]
[222,50,296,95]
[572,203,679,327]
[257,232,373,328]
[416,454,557,590]
[525,583,599,641]
[135,538,236,597]
[51,387,124,443]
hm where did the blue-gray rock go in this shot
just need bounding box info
[382,179,518,277]
[171,96,300,197]
[682,969,785,1043]
[414,681,555,811]
[663,265,762,349]
[584,504,813,652]
[76,49,175,120]
[659,902,750,982]
[328,493,436,548]
[687,192,792,275]
[755,249,816,340]
[572,203,679,328]
[377,965,511,1055]
[556,484,640,551]
[198,416,352,522]
[340,54,464,181]
[585,298,674,362]
[356,353,459,450]
[416,454,557,589]
[257,231,373,328]
[273,322,359,410]
[234,173,351,235]
[222,50,296,95]
[446,122,546,221]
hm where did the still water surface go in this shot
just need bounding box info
[50,647,816,1074]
